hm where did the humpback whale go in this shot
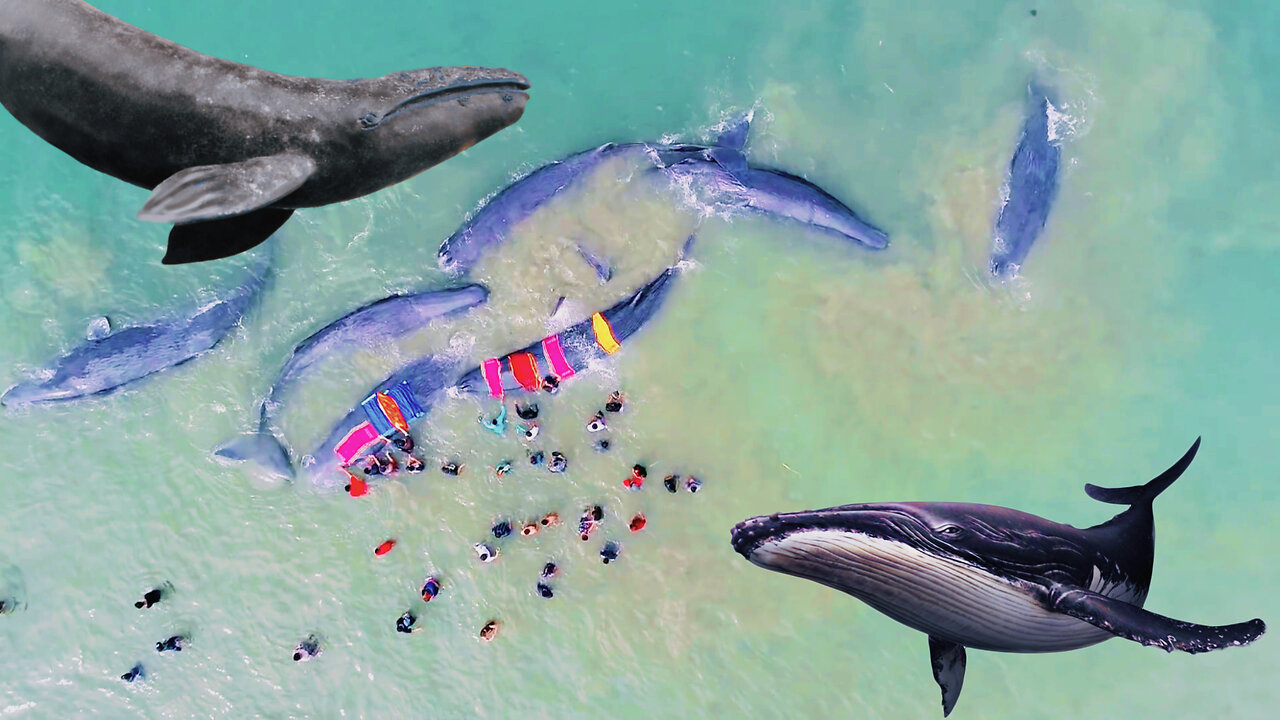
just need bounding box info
[989,83,1062,277]
[2,253,271,406]
[214,284,489,479]
[437,114,886,274]
[0,0,530,264]
[731,438,1265,716]
[299,246,690,487]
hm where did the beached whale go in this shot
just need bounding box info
[437,114,886,274]
[292,245,690,487]
[2,255,271,406]
[214,284,489,479]
[989,83,1062,277]
[731,438,1265,716]
[0,0,530,264]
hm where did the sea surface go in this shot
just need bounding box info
[1,1,1277,718]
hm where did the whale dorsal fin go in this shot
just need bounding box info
[138,153,316,226]
[1045,583,1265,654]
[714,112,752,151]
[928,636,966,717]
[86,316,112,341]
[1085,437,1200,506]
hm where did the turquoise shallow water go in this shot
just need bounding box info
[2,0,1278,717]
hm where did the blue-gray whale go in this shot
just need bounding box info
[2,254,271,406]
[0,0,530,264]
[437,114,886,274]
[214,284,489,479]
[989,83,1062,277]
[731,438,1265,716]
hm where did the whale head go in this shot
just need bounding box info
[731,502,1101,602]
[353,66,529,183]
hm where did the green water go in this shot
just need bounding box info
[2,0,1277,717]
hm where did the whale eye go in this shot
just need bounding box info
[937,525,964,538]
[358,112,379,129]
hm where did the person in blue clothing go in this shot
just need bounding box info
[479,405,507,436]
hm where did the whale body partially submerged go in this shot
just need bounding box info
[989,83,1062,277]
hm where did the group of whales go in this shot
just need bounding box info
[0,2,1263,717]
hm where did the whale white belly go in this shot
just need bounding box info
[758,530,1115,652]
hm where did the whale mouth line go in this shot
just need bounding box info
[362,80,532,129]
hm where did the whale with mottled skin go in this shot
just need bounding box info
[437,114,886,274]
[2,255,271,407]
[302,248,689,488]
[0,0,529,264]
[989,83,1062,277]
[731,438,1265,716]
[214,284,488,479]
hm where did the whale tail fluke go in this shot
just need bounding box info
[1085,437,1201,506]
[214,431,294,480]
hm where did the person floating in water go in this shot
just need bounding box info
[473,543,499,563]
[155,634,188,652]
[479,619,501,642]
[528,450,545,467]
[536,582,554,599]
[292,634,322,662]
[120,663,145,682]
[541,561,559,579]
[396,611,419,634]
[516,403,539,420]
[518,422,540,442]
[594,439,611,453]
[441,461,462,476]
[479,405,508,436]
[375,539,397,557]
[393,433,415,454]
[492,521,512,539]
[135,582,173,609]
[541,375,560,394]
[548,451,568,474]
[0,599,9,615]
[605,391,625,413]
[520,522,539,537]
[540,512,560,528]
[623,464,647,489]
[579,505,604,541]
[600,542,621,565]
[663,474,680,493]
[629,513,646,533]
[405,456,425,473]
[495,460,513,478]
[421,576,441,602]
[586,411,607,433]
[345,471,369,497]
[685,476,702,493]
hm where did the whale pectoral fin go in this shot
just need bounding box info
[138,153,316,225]
[1047,584,1266,654]
[162,208,293,265]
[928,636,966,717]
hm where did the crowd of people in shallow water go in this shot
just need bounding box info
[0,388,705,681]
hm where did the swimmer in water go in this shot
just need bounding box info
[495,460,513,478]
[685,477,702,493]
[421,576,441,602]
[518,422,540,441]
[381,453,398,474]
[548,451,568,474]
[579,505,604,540]
[605,391,625,413]
[540,561,559,579]
[155,635,188,652]
[396,611,419,634]
[492,521,512,539]
[663,474,680,493]
[479,620,501,641]
[405,456,425,473]
[520,522,539,537]
[629,513,646,532]
[600,541,621,564]
[0,599,9,615]
[528,450,545,467]
[364,455,382,476]
[441,462,462,476]
[473,543,499,563]
[623,464,647,489]
[594,439,611,453]
[120,663,145,682]
[540,512,560,527]
[541,375,560,394]
[586,411,607,433]
[393,434,415,453]
[134,582,173,609]
[537,582,554,599]
[479,404,508,436]
[516,403,539,420]
[292,634,321,662]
